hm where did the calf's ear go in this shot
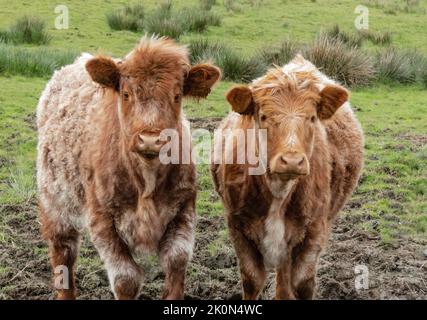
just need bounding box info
[226,85,255,115]
[184,64,221,98]
[86,56,120,91]
[317,85,349,120]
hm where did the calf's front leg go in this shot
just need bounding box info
[89,211,143,300]
[276,256,296,300]
[291,222,327,300]
[40,206,80,300]
[159,202,195,300]
[229,221,267,300]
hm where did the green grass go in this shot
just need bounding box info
[0,43,78,77]
[0,76,45,206]
[0,0,426,55]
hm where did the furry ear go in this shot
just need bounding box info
[86,56,120,90]
[317,85,349,120]
[184,64,221,98]
[226,85,255,115]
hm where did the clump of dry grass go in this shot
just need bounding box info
[326,25,363,47]
[189,38,266,82]
[257,38,300,66]
[375,48,419,84]
[359,30,392,46]
[302,33,375,87]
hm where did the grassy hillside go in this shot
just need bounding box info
[0,0,426,55]
[0,0,426,300]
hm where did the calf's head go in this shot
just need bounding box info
[226,66,348,180]
[86,36,220,161]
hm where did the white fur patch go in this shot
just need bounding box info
[104,257,144,299]
[262,212,286,269]
[160,231,195,271]
[261,180,295,269]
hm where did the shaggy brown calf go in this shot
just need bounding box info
[212,55,364,299]
[36,36,220,300]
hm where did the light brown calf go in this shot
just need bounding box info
[37,36,220,300]
[212,55,364,299]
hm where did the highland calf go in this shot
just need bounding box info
[37,36,220,300]
[212,55,364,299]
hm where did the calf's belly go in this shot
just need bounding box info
[114,201,172,256]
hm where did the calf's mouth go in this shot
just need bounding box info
[140,151,160,161]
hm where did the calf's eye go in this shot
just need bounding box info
[123,92,130,101]
[260,114,267,121]
[174,94,181,103]
[311,116,316,123]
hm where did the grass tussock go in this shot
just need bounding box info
[302,33,375,87]
[422,72,427,88]
[189,38,266,82]
[224,0,243,13]
[359,30,392,46]
[375,48,427,84]
[106,2,145,31]
[4,167,36,206]
[0,44,78,77]
[108,1,221,38]
[326,25,363,47]
[199,0,217,11]
[145,1,183,39]
[179,8,221,33]
[0,16,51,45]
[257,38,299,66]
[325,25,392,48]
[191,32,427,88]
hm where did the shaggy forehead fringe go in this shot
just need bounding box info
[252,66,319,94]
[250,66,321,107]
[123,35,191,75]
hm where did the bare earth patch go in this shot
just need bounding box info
[0,205,426,300]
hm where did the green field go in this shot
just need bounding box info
[0,0,426,300]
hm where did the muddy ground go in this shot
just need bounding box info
[0,118,426,300]
[1,203,426,300]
